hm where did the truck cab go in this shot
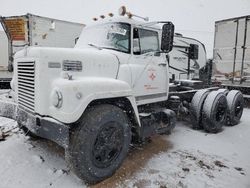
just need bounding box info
[75,18,171,104]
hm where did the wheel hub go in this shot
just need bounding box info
[92,122,123,168]
[215,103,226,122]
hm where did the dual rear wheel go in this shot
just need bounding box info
[190,89,244,133]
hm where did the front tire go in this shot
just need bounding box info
[68,104,131,184]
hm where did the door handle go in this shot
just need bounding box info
[158,63,167,67]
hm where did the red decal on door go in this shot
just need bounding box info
[149,73,156,80]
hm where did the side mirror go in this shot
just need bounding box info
[161,22,175,53]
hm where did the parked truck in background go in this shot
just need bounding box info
[0,31,11,88]
[0,13,84,88]
[0,7,245,184]
[169,33,207,81]
[213,15,250,97]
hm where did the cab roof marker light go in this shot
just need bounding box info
[108,13,114,17]
[100,15,105,19]
[93,17,98,21]
[127,12,133,19]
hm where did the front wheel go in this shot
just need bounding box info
[68,104,131,184]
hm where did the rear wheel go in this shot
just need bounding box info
[226,90,244,126]
[217,88,229,95]
[202,91,227,133]
[68,104,131,184]
[190,89,210,129]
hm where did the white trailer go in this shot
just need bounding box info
[0,13,84,88]
[213,15,250,96]
[0,31,11,88]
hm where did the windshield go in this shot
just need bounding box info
[76,23,131,53]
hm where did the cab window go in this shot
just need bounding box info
[133,28,159,55]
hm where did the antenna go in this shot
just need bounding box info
[118,6,149,21]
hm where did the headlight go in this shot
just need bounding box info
[51,89,63,108]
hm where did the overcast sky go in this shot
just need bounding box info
[1,0,249,57]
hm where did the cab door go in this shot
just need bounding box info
[129,27,169,104]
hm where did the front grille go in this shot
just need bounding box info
[17,61,35,112]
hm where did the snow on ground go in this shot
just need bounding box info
[0,91,250,188]
[123,110,250,188]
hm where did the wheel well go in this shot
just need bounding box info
[75,97,141,143]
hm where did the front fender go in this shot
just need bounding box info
[48,77,135,124]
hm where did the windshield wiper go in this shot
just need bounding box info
[88,43,103,50]
[100,47,128,53]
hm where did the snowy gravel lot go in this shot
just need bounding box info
[0,92,249,188]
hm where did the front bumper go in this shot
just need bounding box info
[0,101,69,148]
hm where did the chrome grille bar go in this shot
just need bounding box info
[17,61,35,113]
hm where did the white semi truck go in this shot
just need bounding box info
[0,7,245,184]
[0,13,84,88]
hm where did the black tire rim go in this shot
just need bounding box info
[234,100,243,118]
[215,102,227,123]
[92,122,124,168]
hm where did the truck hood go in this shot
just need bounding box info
[13,47,121,116]
[15,47,120,79]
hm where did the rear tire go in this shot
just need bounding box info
[226,90,244,126]
[218,88,229,95]
[190,89,210,129]
[68,104,131,184]
[202,91,227,133]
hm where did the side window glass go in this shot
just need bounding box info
[139,29,159,54]
[133,28,159,55]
